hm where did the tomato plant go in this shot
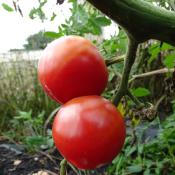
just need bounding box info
[52,96,126,170]
[38,36,108,104]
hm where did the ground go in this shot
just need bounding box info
[0,140,60,175]
[0,140,108,175]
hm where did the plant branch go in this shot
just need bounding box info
[105,55,124,66]
[130,68,175,82]
[87,0,175,46]
[43,107,60,136]
[60,159,67,175]
[126,90,144,108]
[154,95,166,111]
[113,37,139,106]
[67,163,80,175]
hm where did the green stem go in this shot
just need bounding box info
[113,37,138,106]
[60,159,67,175]
[87,0,175,46]
[126,90,144,108]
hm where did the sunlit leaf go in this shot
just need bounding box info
[2,3,14,12]
[44,31,63,39]
[163,54,175,68]
[131,87,150,97]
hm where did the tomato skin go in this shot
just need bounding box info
[38,36,108,104]
[52,96,126,170]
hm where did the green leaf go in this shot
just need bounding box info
[131,87,150,97]
[47,138,54,148]
[14,111,32,120]
[144,169,150,175]
[72,5,88,26]
[126,146,136,157]
[148,48,160,64]
[163,54,175,68]
[50,12,56,21]
[25,135,46,147]
[94,17,111,26]
[44,31,62,39]
[29,7,46,21]
[29,8,38,19]
[126,165,143,174]
[88,19,102,35]
[161,43,173,51]
[2,3,14,12]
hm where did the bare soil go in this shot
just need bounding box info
[0,141,107,175]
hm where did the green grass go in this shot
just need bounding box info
[108,108,175,175]
[0,58,57,133]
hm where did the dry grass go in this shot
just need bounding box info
[0,56,57,132]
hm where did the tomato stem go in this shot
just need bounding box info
[60,158,67,175]
[126,90,144,108]
[87,0,175,46]
[105,55,124,66]
[112,37,138,106]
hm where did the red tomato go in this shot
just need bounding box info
[52,96,126,170]
[38,36,108,104]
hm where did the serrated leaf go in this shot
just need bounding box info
[163,54,175,68]
[2,3,14,12]
[94,17,111,26]
[131,87,150,97]
[72,5,88,26]
[89,19,102,35]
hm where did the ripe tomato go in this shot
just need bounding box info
[52,96,126,170]
[38,36,108,104]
